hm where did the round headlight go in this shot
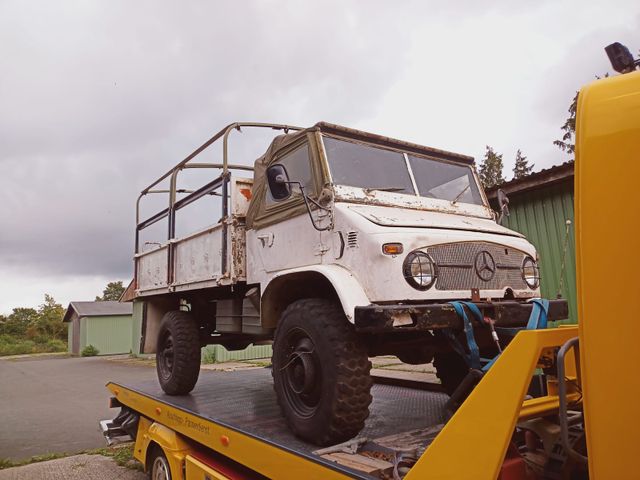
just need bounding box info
[522,256,540,289]
[403,251,436,290]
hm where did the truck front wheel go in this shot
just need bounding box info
[156,311,201,395]
[272,298,372,446]
[433,350,469,396]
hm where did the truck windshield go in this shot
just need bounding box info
[323,136,483,205]
[323,137,415,194]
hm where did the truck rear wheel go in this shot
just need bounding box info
[272,298,372,446]
[156,311,201,395]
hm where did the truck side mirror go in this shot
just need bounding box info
[497,189,510,225]
[267,164,292,200]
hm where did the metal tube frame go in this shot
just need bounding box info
[134,122,302,291]
[557,336,588,464]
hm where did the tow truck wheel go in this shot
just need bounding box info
[156,311,201,395]
[433,350,470,396]
[272,298,373,446]
[148,446,172,480]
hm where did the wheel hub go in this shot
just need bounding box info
[152,455,170,480]
[289,349,316,394]
[159,334,174,377]
[281,333,321,416]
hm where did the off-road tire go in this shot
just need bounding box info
[156,310,201,395]
[272,298,372,446]
[434,350,470,396]
[397,347,434,365]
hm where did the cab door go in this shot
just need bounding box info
[248,139,323,275]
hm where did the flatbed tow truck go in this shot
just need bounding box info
[102,44,640,479]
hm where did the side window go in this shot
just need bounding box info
[266,143,313,206]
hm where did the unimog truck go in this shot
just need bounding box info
[133,122,568,446]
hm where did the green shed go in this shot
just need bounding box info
[63,301,133,355]
[487,161,576,324]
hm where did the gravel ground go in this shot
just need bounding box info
[0,454,145,480]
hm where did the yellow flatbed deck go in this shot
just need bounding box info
[107,367,448,478]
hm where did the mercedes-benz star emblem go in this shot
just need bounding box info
[474,250,496,281]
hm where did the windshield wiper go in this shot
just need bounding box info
[363,186,406,194]
[450,184,471,205]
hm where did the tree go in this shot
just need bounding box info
[95,281,125,301]
[553,92,578,156]
[512,149,534,179]
[33,294,66,340]
[554,74,609,157]
[478,146,505,189]
[0,308,38,336]
[0,296,66,341]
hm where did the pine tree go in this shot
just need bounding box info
[478,146,506,189]
[554,74,609,157]
[553,92,578,156]
[512,149,534,179]
[95,281,125,301]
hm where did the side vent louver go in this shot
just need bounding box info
[347,231,359,248]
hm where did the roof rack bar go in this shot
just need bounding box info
[141,122,302,195]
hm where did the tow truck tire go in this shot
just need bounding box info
[156,311,201,395]
[148,445,172,480]
[433,350,470,396]
[272,298,373,446]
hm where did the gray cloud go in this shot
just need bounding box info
[0,0,413,280]
[0,0,638,310]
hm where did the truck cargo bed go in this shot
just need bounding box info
[108,367,448,478]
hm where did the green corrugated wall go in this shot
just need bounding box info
[202,344,272,363]
[132,301,144,355]
[84,315,133,355]
[80,318,87,349]
[501,180,577,324]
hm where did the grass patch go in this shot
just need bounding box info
[0,444,141,471]
[88,444,142,470]
[0,452,70,470]
[244,360,271,368]
[0,334,66,357]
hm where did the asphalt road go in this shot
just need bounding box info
[0,355,156,461]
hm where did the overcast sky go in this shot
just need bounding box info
[1,1,638,313]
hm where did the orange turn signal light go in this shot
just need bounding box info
[382,243,404,255]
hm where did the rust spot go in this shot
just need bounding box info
[240,188,252,201]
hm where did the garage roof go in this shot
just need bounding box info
[63,301,133,323]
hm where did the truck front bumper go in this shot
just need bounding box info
[354,299,569,333]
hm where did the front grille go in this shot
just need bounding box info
[426,242,529,291]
